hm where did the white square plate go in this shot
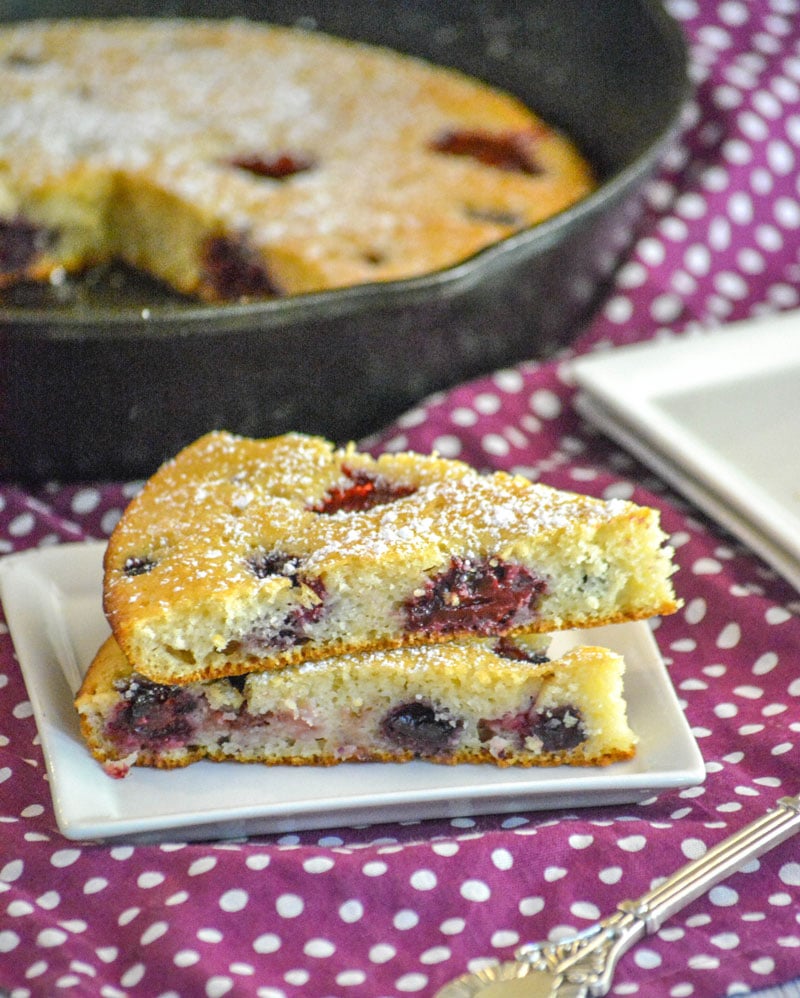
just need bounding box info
[0,542,705,843]
[572,309,800,591]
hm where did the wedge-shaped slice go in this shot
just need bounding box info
[75,633,636,775]
[103,431,679,684]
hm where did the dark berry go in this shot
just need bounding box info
[311,468,417,514]
[0,216,56,276]
[243,576,327,651]
[532,706,586,752]
[247,550,302,580]
[202,234,280,299]
[108,675,198,748]
[227,674,248,694]
[493,637,550,664]
[479,702,586,753]
[464,206,522,226]
[429,129,542,175]
[404,556,547,635]
[228,151,316,179]
[123,555,156,576]
[381,700,463,754]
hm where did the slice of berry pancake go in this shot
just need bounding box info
[103,431,680,685]
[75,633,636,774]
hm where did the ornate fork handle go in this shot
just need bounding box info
[516,795,800,996]
[436,795,800,997]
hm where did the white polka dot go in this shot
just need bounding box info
[568,834,593,850]
[410,870,437,891]
[491,849,513,870]
[451,407,478,427]
[50,849,81,868]
[336,970,366,986]
[693,558,723,575]
[219,889,248,912]
[775,197,800,229]
[474,392,502,415]
[0,931,20,953]
[617,836,647,853]
[197,928,223,943]
[362,861,388,877]
[681,838,707,860]
[634,948,663,969]
[1,860,23,883]
[604,295,634,324]
[440,918,466,935]
[245,855,270,871]
[188,857,217,876]
[493,369,524,393]
[137,871,165,889]
[529,389,561,420]
[83,877,108,894]
[420,945,451,964]
[37,928,68,947]
[519,897,545,916]
[174,950,201,967]
[779,862,800,886]
[432,842,459,857]
[339,900,364,924]
[395,973,428,992]
[482,433,510,457]
[393,909,418,931]
[140,922,169,945]
[118,908,140,927]
[303,856,335,873]
[252,934,282,954]
[651,293,684,323]
[460,880,491,902]
[304,938,335,958]
[709,885,739,907]
[9,513,35,537]
[599,867,623,885]
[276,894,304,918]
[206,976,234,997]
[571,902,601,921]
[71,488,101,515]
[431,435,462,459]
[544,867,567,882]
[369,943,396,964]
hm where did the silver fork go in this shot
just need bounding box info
[435,795,800,998]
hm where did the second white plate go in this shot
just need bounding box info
[0,542,705,843]
[571,309,800,590]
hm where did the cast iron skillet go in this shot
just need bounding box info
[0,0,689,480]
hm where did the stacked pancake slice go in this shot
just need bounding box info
[75,432,680,776]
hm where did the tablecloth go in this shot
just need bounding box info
[2,1,800,995]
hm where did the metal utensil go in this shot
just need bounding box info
[436,795,800,997]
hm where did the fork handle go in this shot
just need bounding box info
[618,795,800,933]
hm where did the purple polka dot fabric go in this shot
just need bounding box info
[2,3,800,996]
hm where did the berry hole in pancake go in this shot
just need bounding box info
[381,700,463,754]
[311,469,417,514]
[404,556,547,635]
[429,129,543,175]
[123,555,157,576]
[227,151,316,180]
